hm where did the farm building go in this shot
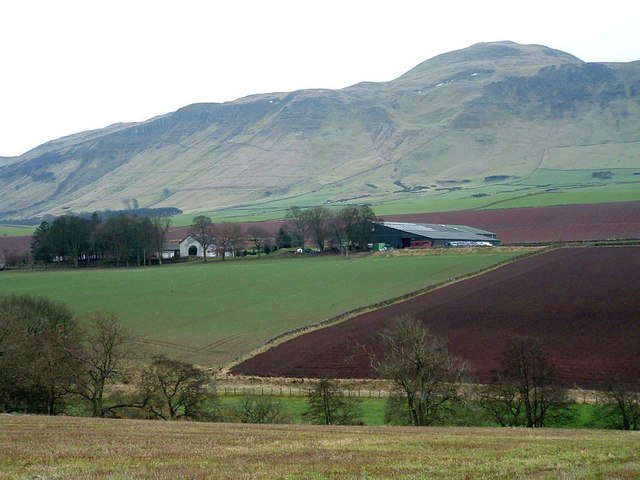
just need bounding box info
[368,221,500,249]
[162,234,216,259]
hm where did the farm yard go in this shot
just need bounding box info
[1,414,639,479]
[233,246,640,389]
[0,249,522,366]
[2,200,639,251]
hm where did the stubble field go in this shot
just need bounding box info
[1,414,639,479]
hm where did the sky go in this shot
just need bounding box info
[1,0,639,157]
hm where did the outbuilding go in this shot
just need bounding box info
[368,221,500,249]
[162,234,216,259]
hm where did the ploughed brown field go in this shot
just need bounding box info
[232,247,640,389]
[386,201,640,244]
[168,201,640,245]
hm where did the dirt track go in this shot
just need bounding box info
[232,247,640,388]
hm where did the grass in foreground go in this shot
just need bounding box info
[0,250,523,366]
[1,414,638,479]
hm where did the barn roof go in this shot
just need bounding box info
[377,221,498,242]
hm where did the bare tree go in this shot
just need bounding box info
[305,206,331,251]
[0,294,79,414]
[150,215,172,265]
[138,355,216,420]
[603,377,640,430]
[213,222,243,260]
[285,206,307,250]
[67,312,136,417]
[303,377,362,425]
[330,205,377,253]
[369,315,467,426]
[479,336,569,428]
[245,226,271,256]
[230,395,287,424]
[352,205,377,250]
[190,215,215,261]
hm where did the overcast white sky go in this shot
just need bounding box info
[1,0,639,157]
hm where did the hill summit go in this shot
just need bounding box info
[1,41,639,220]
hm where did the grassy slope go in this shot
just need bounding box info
[0,225,37,237]
[163,168,640,224]
[2,415,639,479]
[0,251,520,366]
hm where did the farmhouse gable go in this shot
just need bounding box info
[162,234,216,258]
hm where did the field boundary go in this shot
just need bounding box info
[223,246,552,374]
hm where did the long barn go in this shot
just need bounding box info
[368,221,501,248]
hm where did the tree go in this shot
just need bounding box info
[330,205,377,253]
[190,215,215,261]
[31,220,53,264]
[285,206,307,249]
[246,226,271,256]
[305,206,331,251]
[368,315,467,426]
[0,294,80,414]
[602,377,640,430]
[303,377,362,425]
[230,395,287,424]
[139,355,216,420]
[352,205,377,250]
[329,209,350,254]
[49,215,93,268]
[275,227,292,249]
[98,215,137,266]
[150,215,172,265]
[67,312,136,417]
[479,337,569,428]
[213,222,243,260]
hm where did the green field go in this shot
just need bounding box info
[217,394,608,429]
[2,414,638,479]
[0,224,36,237]
[168,168,640,223]
[0,250,524,366]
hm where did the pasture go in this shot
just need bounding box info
[176,168,640,223]
[0,249,522,366]
[1,414,639,479]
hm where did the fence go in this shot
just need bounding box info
[220,386,388,398]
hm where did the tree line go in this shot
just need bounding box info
[31,213,172,268]
[368,315,639,430]
[0,293,361,424]
[1,293,637,429]
[21,204,378,268]
[190,204,378,261]
[283,204,377,253]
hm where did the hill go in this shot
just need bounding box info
[1,41,639,221]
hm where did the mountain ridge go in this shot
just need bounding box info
[1,41,639,220]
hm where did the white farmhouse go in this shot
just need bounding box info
[162,234,216,259]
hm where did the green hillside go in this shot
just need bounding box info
[1,41,638,221]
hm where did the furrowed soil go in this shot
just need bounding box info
[386,201,640,244]
[2,415,639,479]
[232,247,640,389]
